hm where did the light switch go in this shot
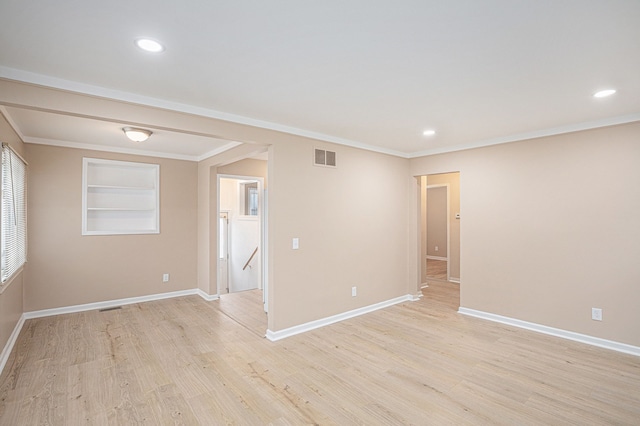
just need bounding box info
[292,238,299,250]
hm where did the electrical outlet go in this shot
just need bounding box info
[435,246,439,252]
[591,308,602,321]
[292,238,299,250]
[163,273,170,283]
[351,286,357,297]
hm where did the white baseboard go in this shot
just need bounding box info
[1,287,223,376]
[266,294,415,341]
[449,277,460,284]
[196,289,220,301]
[458,307,640,357]
[409,292,423,301]
[0,314,26,375]
[23,289,205,319]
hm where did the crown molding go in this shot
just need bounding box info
[3,67,639,161]
[0,67,407,158]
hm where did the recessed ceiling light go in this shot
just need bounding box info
[593,89,616,98]
[423,129,436,136]
[135,38,164,53]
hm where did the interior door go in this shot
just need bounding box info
[219,211,229,293]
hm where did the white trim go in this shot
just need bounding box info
[22,136,201,161]
[448,277,460,284]
[1,288,220,375]
[196,142,243,162]
[420,283,429,289]
[24,289,202,319]
[408,113,640,158]
[0,106,27,141]
[426,255,448,261]
[3,68,640,160]
[0,313,26,374]
[24,137,240,164]
[266,294,414,341]
[217,174,265,296]
[82,157,160,236]
[0,67,407,158]
[458,307,640,357]
[409,293,423,301]
[196,289,220,301]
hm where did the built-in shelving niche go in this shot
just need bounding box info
[82,158,160,235]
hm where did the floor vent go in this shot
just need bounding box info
[314,148,337,167]
[98,306,122,312]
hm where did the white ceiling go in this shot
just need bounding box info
[0,106,238,161]
[1,1,639,159]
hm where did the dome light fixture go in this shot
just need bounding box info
[423,129,436,136]
[135,38,165,53]
[593,89,616,98]
[123,127,152,142]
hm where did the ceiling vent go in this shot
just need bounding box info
[314,148,337,168]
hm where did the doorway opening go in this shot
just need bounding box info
[218,176,263,295]
[217,173,267,336]
[419,172,461,309]
[426,185,449,281]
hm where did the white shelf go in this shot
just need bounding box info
[87,184,155,191]
[86,207,155,211]
[82,158,160,235]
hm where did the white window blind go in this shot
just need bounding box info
[1,143,27,283]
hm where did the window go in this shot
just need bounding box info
[240,181,259,216]
[1,143,27,283]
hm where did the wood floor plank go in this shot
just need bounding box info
[1,281,638,424]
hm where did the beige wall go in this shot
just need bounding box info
[410,122,640,346]
[268,139,413,331]
[427,172,461,280]
[426,186,447,257]
[25,144,198,311]
[197,144,267,296]
[199,135,415,332]
[0,112,25,353]
[218,158,268,187]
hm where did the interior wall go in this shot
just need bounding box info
[427,172,461,280]
[0,111,25,353]
[426,186,447,257]
[410,122,640,347]
[197,144,267,296]
[419,176,427,283]
[24,144,198,311]
[267,138,413,331]
[201,134,415,332]
[218,158,268,187]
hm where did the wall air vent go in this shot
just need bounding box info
[314,148,337,168]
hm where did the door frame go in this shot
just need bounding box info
[217,174,266,298]
[218,211,230,293]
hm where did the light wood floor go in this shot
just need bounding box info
[218,289,267,337]
[426,258,448,281]
[1,282,639,424]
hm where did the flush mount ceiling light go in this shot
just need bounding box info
[593,89,616,98]
[135,38,164,53]
[123,127,152,142]
[423,129,436,136]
